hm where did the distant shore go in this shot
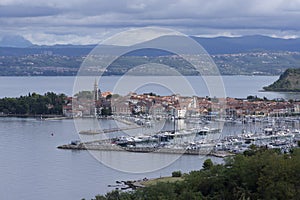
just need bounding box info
[0,114,73,121]
[0,113,64,118]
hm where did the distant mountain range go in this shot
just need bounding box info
[0,35,33,48]
[192,35,300,54]
[0,35,300,56]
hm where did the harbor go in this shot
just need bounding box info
[58,115,300,157]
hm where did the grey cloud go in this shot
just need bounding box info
[1,0,300,44]
[0,5,61,17]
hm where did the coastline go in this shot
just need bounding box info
[0,113,65,118]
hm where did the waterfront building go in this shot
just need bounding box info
[111,95,131,115]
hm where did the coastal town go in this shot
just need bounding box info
[63,81,300,119]
[59,82,300,157]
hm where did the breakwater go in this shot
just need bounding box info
[57,143,233,157]
[79,126,141,135]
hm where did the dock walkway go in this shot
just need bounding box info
[79,126,141,135]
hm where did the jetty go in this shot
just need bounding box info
[79,126,142,135]
[57,142,233,157]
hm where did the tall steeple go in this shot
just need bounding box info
[94,79,99,101]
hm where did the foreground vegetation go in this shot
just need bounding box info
[89,147,300,200]
[0,92,66,116]
[141,176,183,187]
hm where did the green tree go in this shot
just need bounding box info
[202,159,213,170]
[101,107,112,116]
[172,170,182,177]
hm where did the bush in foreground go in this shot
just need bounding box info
[171,170,182,177]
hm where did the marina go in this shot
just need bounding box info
[59,115,300,157]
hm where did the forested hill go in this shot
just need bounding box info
[264,68,300,92]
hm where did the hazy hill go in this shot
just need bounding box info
[264,68,300,92]
[192,35,300,54]
[0,35,33,48]
[1,35,300,56]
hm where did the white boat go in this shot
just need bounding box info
[198,127,221,135]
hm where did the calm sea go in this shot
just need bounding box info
[1,75,300,100]
[0,76,299,200]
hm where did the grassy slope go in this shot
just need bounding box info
[141,177,183,186]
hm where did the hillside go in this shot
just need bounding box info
[192,35,300,54]
[264,68,300,92]
[0,35,33,48]
[1,35,300,76]
[0,51,300,76]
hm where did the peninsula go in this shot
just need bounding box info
[0,92,66,117]
[264,68,300,92]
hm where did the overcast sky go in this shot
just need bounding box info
[1,0,300,45]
